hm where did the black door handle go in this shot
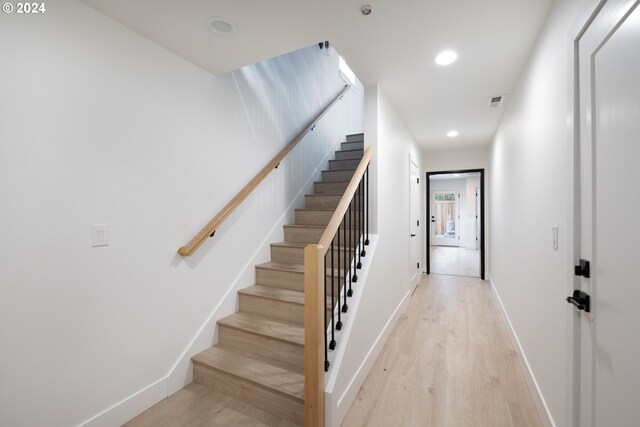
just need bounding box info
[411,234,416,237]
[566,290,590,312]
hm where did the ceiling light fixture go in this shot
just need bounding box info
[435,50,458,66]
[447,130,459,138]
[205,16,237,36]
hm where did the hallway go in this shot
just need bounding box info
[430,246,480,277]
[342,274,541,427]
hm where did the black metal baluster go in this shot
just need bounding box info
[351,191,358,285]
[329,239,336,350]
[324,250,329,372]
[342,209,348,312]
[365,165,370,245]
[357,178,363,268]
[336,224,343,329]
[361,176,366,257]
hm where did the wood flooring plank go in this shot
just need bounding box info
[342,274,542,427]
[124,383,299,427]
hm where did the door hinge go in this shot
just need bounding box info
[417,177,419,184]
[417,262,420,269]
[417,220,419,226]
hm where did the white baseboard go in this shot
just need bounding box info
[80,377,167,427]
[326,278,411,427]
[488,274,555,427]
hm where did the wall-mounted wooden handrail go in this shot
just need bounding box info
[304,146,373,426]
[178,84,351,257]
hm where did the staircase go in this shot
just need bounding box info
[191,134,365,425]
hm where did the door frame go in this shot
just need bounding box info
[426,169,485,280]
[566,1,610,425]
[409,156,421,286]
[567,1,636,425]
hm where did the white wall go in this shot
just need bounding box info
[488,0,585,425]
[325,85,424,426]
[423,147,489,172]
[0,1,363,425]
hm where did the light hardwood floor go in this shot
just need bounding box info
[430,246,480,277]
[124,383,299,427]
[342,274,541,427]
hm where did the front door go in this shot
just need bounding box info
[431,189,460,247]
[575,1,640,425]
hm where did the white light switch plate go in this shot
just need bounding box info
[92,224,109,247]
[552,225,559,251]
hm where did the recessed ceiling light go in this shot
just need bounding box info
[205,16,237,36]
[447,130,459,138]
[435,50,458,66]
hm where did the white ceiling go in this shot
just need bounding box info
[79,0,553,152]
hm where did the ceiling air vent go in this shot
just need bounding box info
[488,95,506,108]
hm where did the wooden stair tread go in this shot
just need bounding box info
[271,240,353,249]
[238,285,304,305]
[192,346,304,401]
[256,261,305,273]
[314,180,351,186]
[322,168,356,173]
[256,261,350,276]
[271,241,308,249]
[306,193,344,197]
[218,312,304,346]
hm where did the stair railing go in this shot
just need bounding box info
[177,84,351,256]
[304,146,373,426]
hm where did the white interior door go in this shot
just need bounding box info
[409,159,420,285]
[431,189,460,247]
[475,187,480,251]
[575,2,640,425]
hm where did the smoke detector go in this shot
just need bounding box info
[361,5,372,15]
[205,16,237,36]
[488,95,506,108]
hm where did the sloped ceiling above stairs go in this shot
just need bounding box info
[79,0,553,152]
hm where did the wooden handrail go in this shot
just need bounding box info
[304,146,374,426]
[177,85,351,256]
[318,147,374,254]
